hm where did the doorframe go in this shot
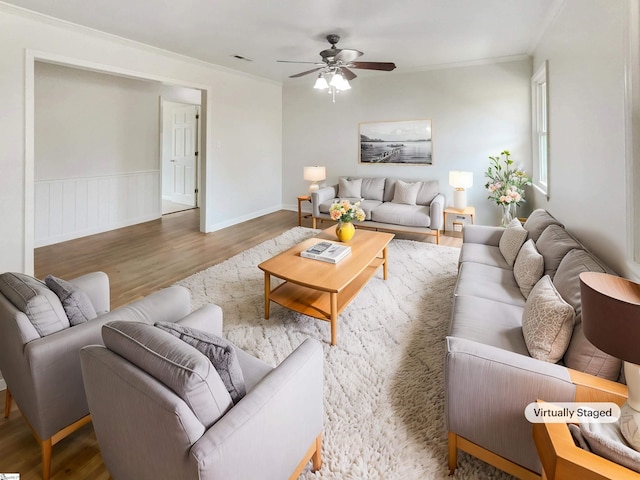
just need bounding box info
[160,99,201,211]
[24,49,211,274]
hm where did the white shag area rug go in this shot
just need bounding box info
[177,227,515,480]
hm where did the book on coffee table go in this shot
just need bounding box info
[300,241,351,264]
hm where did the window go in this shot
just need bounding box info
[532,61,549,198]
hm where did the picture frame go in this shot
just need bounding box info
[359,119,433,165]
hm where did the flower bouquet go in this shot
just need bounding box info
[329,200,365,242]
[484,150,532,226]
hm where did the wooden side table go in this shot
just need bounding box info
[297,195,311,226]
[444,206,475,234]
[534,372,636,479]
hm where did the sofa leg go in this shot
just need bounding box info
[312,217,317,229]
[4,388,11,418]
[448,431,457,475]
[435,229,440,245]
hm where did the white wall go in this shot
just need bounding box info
[282,59,533,226]
[33,63,202,245]
[0,4,282,274]
[531,0,634,278]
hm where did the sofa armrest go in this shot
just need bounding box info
[70,271,110,314]
[175,304,223,336]
[24,317,109,439]
[311,185,337,217]
[99,286,191,325]
[445,336,576,473]
[191,338,324,479]
[463,224,504,246]
[429,193,445,230]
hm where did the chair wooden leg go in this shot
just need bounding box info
[41,437,52,480]
[448,431,457,475]
[312,433,322,471]
[4,388,11,418]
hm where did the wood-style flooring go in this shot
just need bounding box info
[1,209,461,479]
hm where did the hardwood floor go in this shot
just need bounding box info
[1,209,461,479]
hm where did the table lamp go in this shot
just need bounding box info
[580,271,640,449]
[304,166,326,193]
[449,171,473,210]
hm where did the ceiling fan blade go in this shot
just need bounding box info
[289,67,323,78]
[340,67,357,81]
[351,61,396,71]
[335,49,363,63]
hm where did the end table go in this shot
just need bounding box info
[297,195,311,226]
[444,206,475,234]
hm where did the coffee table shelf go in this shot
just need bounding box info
[268,257,384,321]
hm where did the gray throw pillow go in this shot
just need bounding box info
[0,272,69,337]
[392,179,421,205]
[338,177,363,199]
[155,322,246,404]
[45,274,98,326]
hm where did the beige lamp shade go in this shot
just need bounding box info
[449,171,473,189]
[304,166,326,193]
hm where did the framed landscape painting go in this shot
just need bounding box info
[359,119,433,165]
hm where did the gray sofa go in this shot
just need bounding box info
[311,176,445,244]
[446,209,624,478]
[0,271,212,480]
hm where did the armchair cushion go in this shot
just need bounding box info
[102,321,233,428]
[45,274,97,326]
[156,322,246,404]
[0,272,69,337]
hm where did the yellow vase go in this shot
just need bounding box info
[336,222,355,242]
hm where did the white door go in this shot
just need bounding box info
[168,104,198,206]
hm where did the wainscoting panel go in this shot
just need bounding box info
[35,171,161,247]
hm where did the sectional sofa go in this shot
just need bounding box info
[446,209,625,478]
[310,176,445,244]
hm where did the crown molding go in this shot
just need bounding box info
[0,1,282,86]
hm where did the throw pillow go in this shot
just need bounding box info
[155,322,246,404]
[523,209,564,242]
[0,272,69,337]
[535,225,582,279]
[513,239,544,298]
[338,177,363,199]
[522,275,576,363]
[44,274,98,326]
[392,179,421,205]
[499,218,528,267]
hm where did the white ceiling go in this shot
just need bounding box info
[4,0,563,83]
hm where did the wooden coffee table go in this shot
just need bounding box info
[258,226,394,345]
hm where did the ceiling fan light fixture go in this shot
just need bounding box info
[329,72,345,88]
[313,74,329,90]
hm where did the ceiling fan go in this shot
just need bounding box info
[278,34,396,91]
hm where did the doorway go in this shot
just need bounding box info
[161,101,200,215]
